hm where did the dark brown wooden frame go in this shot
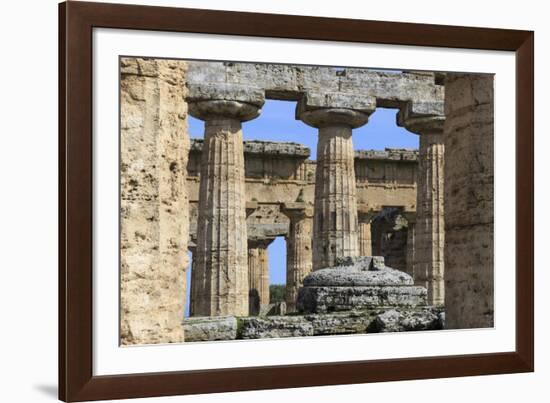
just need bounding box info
[59,1,534,401]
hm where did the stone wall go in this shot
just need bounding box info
[444,73,494,328]
[120,58,190,345]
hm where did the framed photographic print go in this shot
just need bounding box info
[59,1,534,401]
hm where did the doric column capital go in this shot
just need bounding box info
[397,101,445,135]
[187,83,265,122]
[281,202,314,221]
[296,92,376,129]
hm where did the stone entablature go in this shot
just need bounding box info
[186,62,444,118]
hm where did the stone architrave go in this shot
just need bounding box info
[399,108,445,305]
[357,204,375,256]
[120,58,189,345]
[248,238,273,316]
[444,74,494,329]
[297,92,376,270]
[188,84,265,317]
[282,202,314,313]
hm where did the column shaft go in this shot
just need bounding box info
[406,221,416,278]
[285,212,313,313]
[444,73,494,328]
[192,118,249,316]
[415,133,445,305]
[120,58,188,345]
[313,125,359,269]
[358,212,373,256]
[248,245,270,315]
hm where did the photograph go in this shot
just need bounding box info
[119,57,494,345]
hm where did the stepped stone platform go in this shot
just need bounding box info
[297,256,427,314]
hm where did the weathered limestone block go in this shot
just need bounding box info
[183,316,238,342]
[367,308,442,333]
[400,111,445,306]
[297,285,427,314]
[282,202,313,312]
[303,257,413,287]
[298,95,376,269]
[120,57,189,345]
[297,257,427,313]
[444,73,494,329]
[240,316,314,339]
[182,308,442,342]
[305,311,372,335]
[189,87,265,317]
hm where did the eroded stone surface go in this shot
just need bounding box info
[182,308,443,341]
[240,316,314,339]
[302,257,414,287]
[282,203,313,312]
[186,62,444,116]
[183,316,238,342]
[305,311,372,335]
[367,308,442,332]
[120,57,189,345]
[297,285,427,314]
[444,73,494,329]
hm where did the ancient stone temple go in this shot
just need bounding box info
[119,58,495,344]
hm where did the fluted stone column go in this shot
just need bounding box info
[282,202,313,313]
[403,212,416,278]
[120,58,189,345]
[357,205,375,256]
[248,239,272,315]
[444,73,494,329]
[401,113,445,305]
[297,93,376,270]
[188,85,264,316]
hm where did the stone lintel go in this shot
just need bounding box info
[186,61,444,107]
[247,223,289,241]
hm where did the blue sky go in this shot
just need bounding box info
[185,100,418,314]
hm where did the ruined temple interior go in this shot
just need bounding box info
[120,58,494,345]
